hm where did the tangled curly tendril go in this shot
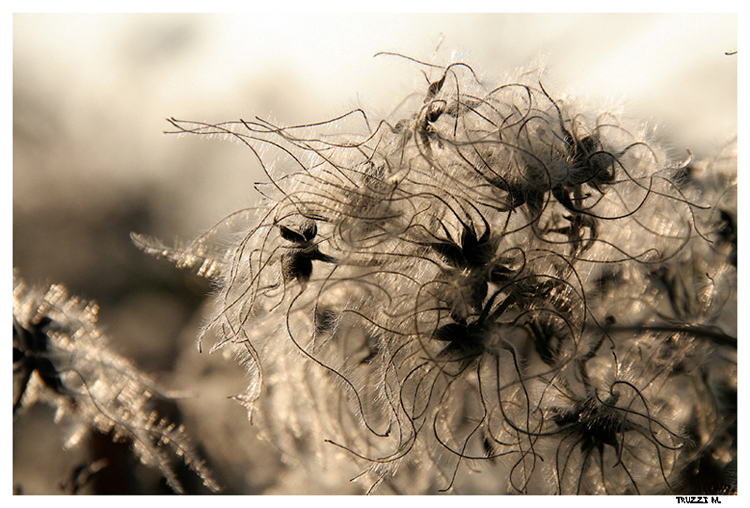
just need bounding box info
[133,54,736,494]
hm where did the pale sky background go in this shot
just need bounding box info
[13,12,737,238]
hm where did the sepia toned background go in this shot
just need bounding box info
[13,12,737,494]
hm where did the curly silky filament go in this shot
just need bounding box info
[133,54,737,494]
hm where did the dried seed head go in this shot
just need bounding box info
[134,55,736,494]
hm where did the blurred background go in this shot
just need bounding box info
[12,12,737,494]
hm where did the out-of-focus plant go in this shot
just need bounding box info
[12,272,220,494]
[127,53,734,494]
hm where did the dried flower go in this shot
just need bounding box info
[12,272,220,494]
[134,54,736,494]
